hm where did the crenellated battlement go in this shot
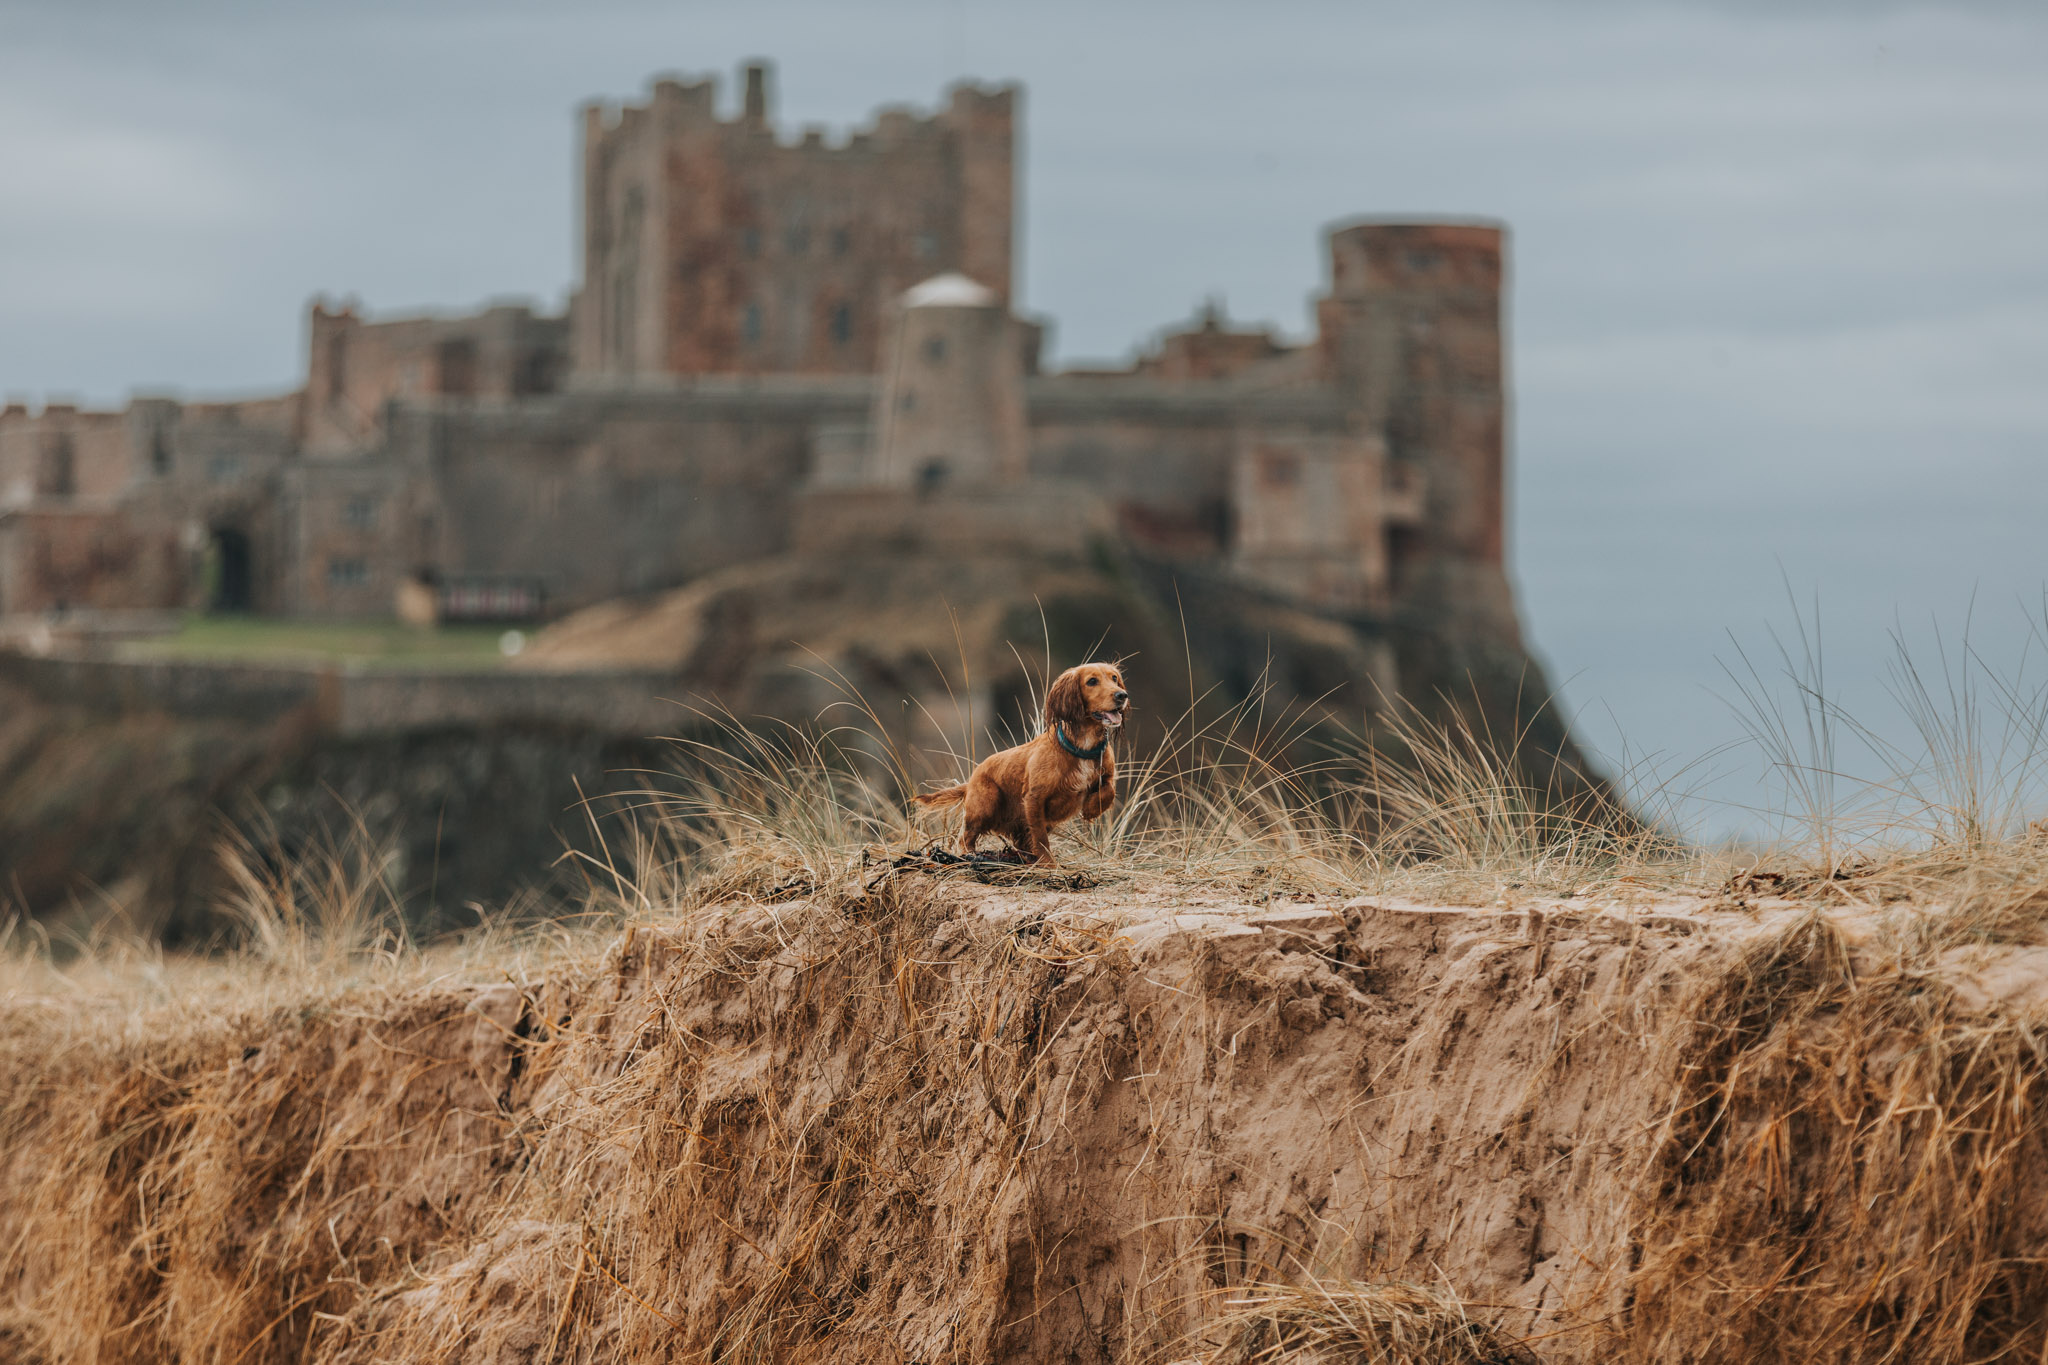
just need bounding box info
[584,64,1013,156]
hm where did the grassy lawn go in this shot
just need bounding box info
[120,613,516,669]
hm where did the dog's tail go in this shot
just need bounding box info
[912,784,967,810]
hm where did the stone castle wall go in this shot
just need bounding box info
[0,649,683,737]
[0,507,185,616]
[0,66,1517,652]
[401,381,863,609]
[0,395,303,616]
[302,302,568,457]
[0,404,133,503]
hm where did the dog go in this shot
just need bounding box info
[913,662,1129,866]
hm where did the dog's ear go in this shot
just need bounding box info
[1043,668,1085,730]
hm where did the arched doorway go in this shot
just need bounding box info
[208,527,253,612]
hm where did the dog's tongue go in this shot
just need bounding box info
[1094,710,1124,729]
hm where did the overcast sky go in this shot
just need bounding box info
[4,0,2045,837]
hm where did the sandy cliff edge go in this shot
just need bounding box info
[4,876,2045,1363]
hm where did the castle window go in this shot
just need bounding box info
[1386,525,1423,591]
[344,496,378,529]
[207,454,243,483]
[150,427,172,476]
[436,338,478,397]
[325,331,348,401]
[1257,450,1303,489]
[741,304,763,345]
[40,433,75,497]
[914,232,937,260]
[897,391,916,414]
[923,335,947,365]
[830,303,853,345]
[1405,250,1440,274]
[514,349,558,397]
[327,557,369,589]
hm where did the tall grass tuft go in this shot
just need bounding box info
[1718,585,1852,867]
[1720,593,2048,892]
[1870,597,2048,851]
[591,701,920,913]
[217,811,413,970]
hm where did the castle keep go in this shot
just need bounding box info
[576,63,1014,379]
[0,63,1522,664]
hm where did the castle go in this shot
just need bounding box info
[0,62,1522,665]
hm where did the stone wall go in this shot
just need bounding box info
[168,395,301,490]
[334,667,683,736]
[1023,381,1351,557]
[0,649,683,737]
[274,458,431,618]
[0,508,185,616]
[303,301,568,456]
[0,648,326,720]
[0,404,133,502]
[395,382,865,614]
[787,483,1113,557]
[1231,431,1401,610]
[0,395,306,615]
[0,395,302,510]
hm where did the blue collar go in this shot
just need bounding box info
[1054,723,1107,760]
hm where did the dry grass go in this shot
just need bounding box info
[0,878,616,1365]
[1609,603,2048,1363]
[1720,593,2048,868]
[600,668,1698,923]
[1181,1277,1539,1365]
[1628,908,2048,1364]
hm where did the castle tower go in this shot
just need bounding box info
[574,64,1019,381]
[870,273,1026,489]
[301,299,366,454]
[791,269,1102,558]
[1316,220,1514,636]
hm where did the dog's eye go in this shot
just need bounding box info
[1087,677,1097,685]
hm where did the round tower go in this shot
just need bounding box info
[871,273,1026,490]
[1316,220,1512,632]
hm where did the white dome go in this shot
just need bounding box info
[902,272,998,309]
